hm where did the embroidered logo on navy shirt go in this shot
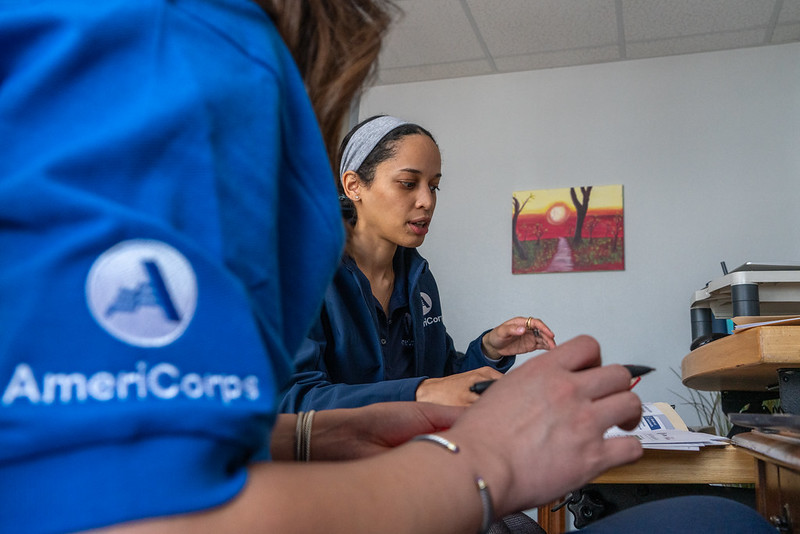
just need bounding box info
[420,292,432,315]
[86,240,197,347]
[420,292,443,327]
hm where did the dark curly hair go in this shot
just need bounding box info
[336,115,437,224]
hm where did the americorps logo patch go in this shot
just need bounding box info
[86,240,197,347]
[420,292,432,315]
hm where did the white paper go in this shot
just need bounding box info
[605,403,730,451]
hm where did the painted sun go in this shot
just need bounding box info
[546,202,569,225]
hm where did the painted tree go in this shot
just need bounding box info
[585,216,599,242]
[532,223,546,245]
[612,214,624,252]
[570,186,592,245]
[512,193,534,260]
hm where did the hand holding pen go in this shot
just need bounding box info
[449,336,647,510]
[470,364,655,395]
[469,379,496,395]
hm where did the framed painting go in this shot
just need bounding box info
[512,185,624,274]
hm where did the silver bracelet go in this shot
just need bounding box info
[410,433,460,453]
[475,477,495,534]
[294,410,315,462]
[302,410,315,461]
[410,434,495,533]
[295,411,304,461]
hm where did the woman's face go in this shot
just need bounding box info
[355,133,441,248]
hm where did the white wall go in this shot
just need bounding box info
[360,43,800,426]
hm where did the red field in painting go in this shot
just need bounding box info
[512,210,624,274]
[515,210,623,241]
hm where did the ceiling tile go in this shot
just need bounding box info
[622,0,776,41]
[494,46,620,72]
[772,23,800,42]
[373,0,799,86]
[377,60,495,85]
[378,0,485,69]
[466,0,619,56]
[778,0,800,23]
[626,29,767,59]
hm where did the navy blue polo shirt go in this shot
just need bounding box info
[352,252,416,379]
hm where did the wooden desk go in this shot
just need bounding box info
[537,445,755,533]
[733,432,800,533]
[682,326,800,391]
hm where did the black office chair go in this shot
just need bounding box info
[487,513,547,534]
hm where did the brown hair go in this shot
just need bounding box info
[256,0,399,172]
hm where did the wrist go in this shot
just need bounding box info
[436,428,513,519]
[270,413,298,461]
[480,337,501,361]
[301,408,358,462]
[408,433,499,533]
[295,410,315,461]
[414,377,438,402]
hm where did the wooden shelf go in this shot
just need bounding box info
[733,432,800,471]
[732,432,800,532]
[682,326,800,391]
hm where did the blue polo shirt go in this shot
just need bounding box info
[281,247,515,412]
[0,1,343,532]
[365,252,416,380]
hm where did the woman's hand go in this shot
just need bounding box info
[443,335,643,515]
[481,316,556,360]
[415,367,504,406]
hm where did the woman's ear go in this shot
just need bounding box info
[341,170,361,201]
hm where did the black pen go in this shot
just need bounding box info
[623,365,655,378]
[469,379,496,394]
[470,366,653,395]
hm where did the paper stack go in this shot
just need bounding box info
[605,402,729,451]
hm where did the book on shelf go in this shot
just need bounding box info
[604,402,729,451]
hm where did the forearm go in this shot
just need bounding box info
[284,378,423,411]
[272,402,464,462]
[98,439,495,534]
[98,337,645,534]
[252,442,494,533]
[270,413,297,461]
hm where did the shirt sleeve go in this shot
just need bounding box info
[449,330,515,374]
[280,322,425,411]
[0,2,340,533]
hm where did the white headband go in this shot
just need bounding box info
[339,116,409,178]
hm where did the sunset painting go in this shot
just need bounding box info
[512,185,624,274]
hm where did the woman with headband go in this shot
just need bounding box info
[281,115,556,412]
